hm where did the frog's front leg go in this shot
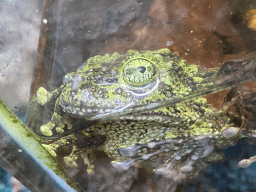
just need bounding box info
[42,132,107,174]
[36,86,78,139]
[39,112,73,138]
[41,134,78,166]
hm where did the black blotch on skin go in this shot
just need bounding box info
[76,132,107,149]
[56,144,73,157]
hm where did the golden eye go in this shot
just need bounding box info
[122,57,158,86]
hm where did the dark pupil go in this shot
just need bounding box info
[137,66,146,73]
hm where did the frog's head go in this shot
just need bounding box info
[36,49,219,140]
[59,49,214,120]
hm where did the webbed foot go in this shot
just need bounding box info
[112,136,216,177]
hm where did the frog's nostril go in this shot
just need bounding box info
[137,65,146,73]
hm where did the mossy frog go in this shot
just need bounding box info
[32,49,255,179]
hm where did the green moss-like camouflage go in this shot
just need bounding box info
[35,49,244,179]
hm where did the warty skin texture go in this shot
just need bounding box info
[34,49,249,179]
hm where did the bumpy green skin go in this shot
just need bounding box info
[35,49,244,179]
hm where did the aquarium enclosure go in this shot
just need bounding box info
[1,0,256,191]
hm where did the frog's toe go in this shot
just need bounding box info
[238,155,256,168]
[37,87,52,105]
[221,127,240,138]
[154,148,196,174]
[155,139,214,175]
[181,140,214,172]
[64,156,78,167]
[154,149,189,175]
[40,124,53,136]
[118,145,144,157]
[111,159,137,171]
[112,148,167,171]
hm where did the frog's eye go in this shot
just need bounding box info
[122,57,159,86]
